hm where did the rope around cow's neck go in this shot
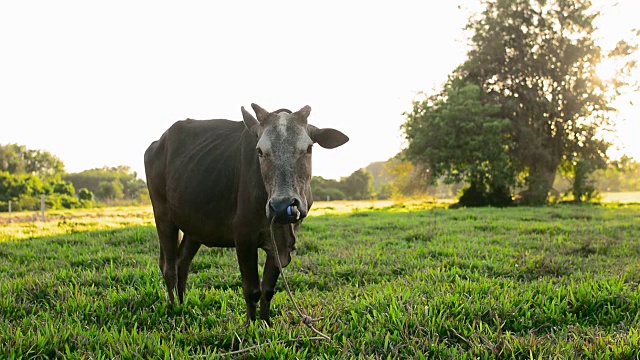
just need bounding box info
[269,216,331,340]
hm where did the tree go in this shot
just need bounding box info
[64,166,147,201]
[0,144,65,178]
[340,169,374,200]
[403,82,514,206]
[311,176,343,200]
[78,188,94,201]
[591,156,640,192]
[455,0,635,204]
[384,156,429,197]
[97,179,124,200]
[52,180,75,196]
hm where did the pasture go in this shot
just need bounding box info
[1,201,640,358]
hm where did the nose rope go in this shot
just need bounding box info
[269,216,330,340]
[287,204,301,220]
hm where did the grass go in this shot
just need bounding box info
[1,201,640,358]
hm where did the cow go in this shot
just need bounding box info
[144,103,349,324]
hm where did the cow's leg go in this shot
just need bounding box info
[259,255,280,325]
[235,246,261,324]
[156,220,180,305]
[176,234,200,304]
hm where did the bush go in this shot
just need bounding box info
[77,188,94,201]
[313,187,346,201]
[52,181,75,196]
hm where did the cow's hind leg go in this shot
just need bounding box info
[259,255,280,325]
[177,234,200,304]
[156,221,180,305]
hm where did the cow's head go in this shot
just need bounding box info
[242,103,349,223]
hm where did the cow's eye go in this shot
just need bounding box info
[257,147,264,157]
[306,144,313,154]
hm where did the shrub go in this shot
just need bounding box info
[313,187,346,201]
[77,188,94,201]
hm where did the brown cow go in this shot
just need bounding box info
[144,103,348,324]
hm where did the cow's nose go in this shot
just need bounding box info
[269,197,302,223]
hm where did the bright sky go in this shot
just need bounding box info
[0,1,638,180]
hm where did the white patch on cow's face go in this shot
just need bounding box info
[255,111,314,223]
[276,112,289,127]
[256,112,312,157]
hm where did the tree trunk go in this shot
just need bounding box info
[520,163,558,205]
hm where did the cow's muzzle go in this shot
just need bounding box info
[268,197,306,223]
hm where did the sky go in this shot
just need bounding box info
[0,1,638,180]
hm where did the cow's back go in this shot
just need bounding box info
[145,119,248,244]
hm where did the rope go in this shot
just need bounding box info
[269,216,331,340]
[214,215,331,358]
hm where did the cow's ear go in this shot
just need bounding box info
[241,106,259,132]
[308,125,349,149]
[251,103,270,123]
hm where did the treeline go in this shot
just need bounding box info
[555,156,640,195]
[314,155,640,203]
[0,171,89,211]
[311,169,376,201]
[0,144,88,211]
[0,144,148,211]
[63,166,148,203]
[362,155,640,202]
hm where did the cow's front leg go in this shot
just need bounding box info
[235,246,261,324]
[260,255,281,325]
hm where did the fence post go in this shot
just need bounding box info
[41,194,45,222]
[8,200,11,223]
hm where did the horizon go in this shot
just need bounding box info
[1,1,638,180]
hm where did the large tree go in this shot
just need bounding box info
[405,0,636,205]
[463,0,631,204]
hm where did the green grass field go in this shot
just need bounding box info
[1,201,640,358]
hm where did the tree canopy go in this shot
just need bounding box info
[311,169,375,201]
[64,166,147,201]
[0,144,65,179]
[403,82,514,206]
[403,0,638,205]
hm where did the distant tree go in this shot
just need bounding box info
[376,183,394,200]
[0,144,65,178]
[97,179,124,200]
[313,187,346,201]
[0,171,83,211]
[77,188,94,201]
[384,158,430,197]
[592,156,640,192]
[311,176,343,201]
[52,180,75,196]
[65,166,146,201]
[340,169,374,200]
[403,82,514,206]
